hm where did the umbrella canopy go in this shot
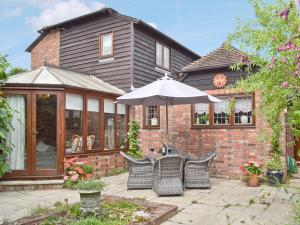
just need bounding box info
[117,75,221,105]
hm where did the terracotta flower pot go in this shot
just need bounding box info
[247,175,260,187]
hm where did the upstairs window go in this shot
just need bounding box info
[99,33,113,57]
[144,106,160,128]
[156,42,170,70]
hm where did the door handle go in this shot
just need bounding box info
[32,129,39,136]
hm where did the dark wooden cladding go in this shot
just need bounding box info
[59,14,132,92]
[133,26,196,88]
[181,68,246,90]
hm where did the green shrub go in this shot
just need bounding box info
[127,120,143,159]
[266,153,284,171]
[75,180,105,191]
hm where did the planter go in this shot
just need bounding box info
[266,170,283,186]
[247,175,260,187]
[79,190,101,214]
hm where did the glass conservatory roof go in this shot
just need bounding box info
[5,66,125,95]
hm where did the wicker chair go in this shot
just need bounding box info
[120,151,154,190]
[184,151,216,189]
[153,155,184,196]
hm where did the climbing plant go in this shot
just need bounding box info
[0,54,13,177]
[127,120,143,159]
[227,0,300,168]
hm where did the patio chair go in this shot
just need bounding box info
[184,151,216,189]
[153,155,184,196]
[120,151,154,190]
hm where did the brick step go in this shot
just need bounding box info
[0,179,64,191]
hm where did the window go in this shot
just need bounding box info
[156,42,170,70]
[104,99,115,150]
[213,98,230,125]
[194,103,209,125]
[192,94,254,128]
[6,94,28,170]
[87,97,100,150]
[117,104,127,149]
[99,33,113,57]
[64,92,128,154]
[65,93,83,154]
[144,106,159,127]
[234,96,252,125]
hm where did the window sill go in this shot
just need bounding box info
[99,57,114,64]
[191,125,256,129]
[65,149,128,157]
[142,125,160,129]
[155,66,171,74]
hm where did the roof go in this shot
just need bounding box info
[180,43,244,72]
[5,66,125,96]
[26,8,200,59]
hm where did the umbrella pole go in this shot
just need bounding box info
[165,105,168,146]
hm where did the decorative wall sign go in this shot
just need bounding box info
[213,73,227,88]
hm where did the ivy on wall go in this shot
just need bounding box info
[0,55,13,177]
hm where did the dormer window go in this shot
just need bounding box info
[99,32,113,58]
[156,42,170,70]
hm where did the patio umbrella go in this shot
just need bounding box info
[117,74,221,143]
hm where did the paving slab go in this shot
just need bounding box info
[0,173,298,225]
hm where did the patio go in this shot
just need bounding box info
[0,173,299,225]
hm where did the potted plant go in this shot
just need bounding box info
[75,180,105,214]
[240,160,262,187]
[266,153,284,186]
[199,114,209,125]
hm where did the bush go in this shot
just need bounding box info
[75,180,105,191]
[266,153,284,171]
[64,157,94,187]
[127,120,143,159]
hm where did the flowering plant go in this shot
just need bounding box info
[240,160,262,176]
[64,157,94,184]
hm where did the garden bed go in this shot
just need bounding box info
[7,195,177,225]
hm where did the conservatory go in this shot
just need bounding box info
[2,66,128,179]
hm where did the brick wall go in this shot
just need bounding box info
[65,153,126,177]
[132,90,290,178]
[31,28,60,69]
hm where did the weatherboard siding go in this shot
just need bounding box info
[59,14,132,92]
[181,69,244,90]
[133,26,195,88]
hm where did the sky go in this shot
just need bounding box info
[0,0,255,69]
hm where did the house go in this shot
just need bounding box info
[133,43,294,177]
[1,8,198,181]
[1,8,295,183]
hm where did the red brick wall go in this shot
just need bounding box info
[132,90,290,178]
[31,28,60,69]
[65,153,126,177]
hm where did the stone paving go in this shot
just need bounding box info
[0,173,299,225]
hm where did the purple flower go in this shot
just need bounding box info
[282,81,289,88]
[282,57,287,63]
[293,71,299,77]
[297,62,300,70]
[271,56,276,64]
[277,42,296,52]
[278,8,289,20]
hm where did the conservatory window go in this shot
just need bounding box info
[65,93,83,154]
[104,99,115,150]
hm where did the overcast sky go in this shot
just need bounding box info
[0,0,255,69]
